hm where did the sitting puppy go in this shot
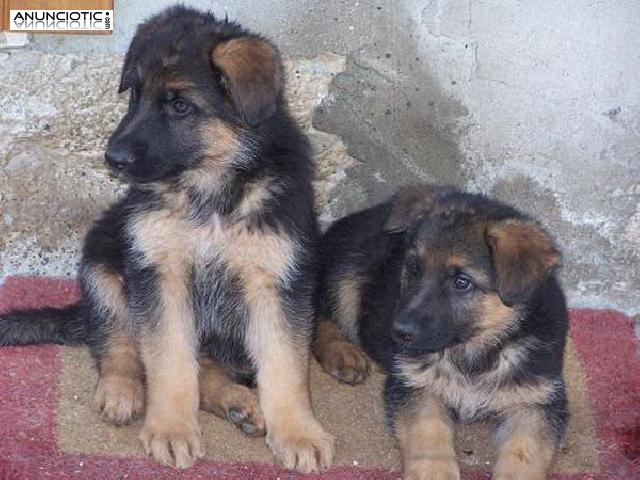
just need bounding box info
[313,185,568,480]
[0,6,332,473]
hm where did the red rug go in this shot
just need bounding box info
[0,276,638,479]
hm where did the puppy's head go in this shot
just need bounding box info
[384,187,561,356]
[105,6,284,184]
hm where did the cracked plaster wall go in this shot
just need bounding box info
[1,0,638,315]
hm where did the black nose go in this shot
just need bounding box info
[392,318,417,345]
[105,147,133,170]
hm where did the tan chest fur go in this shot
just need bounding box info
[397,345,555,421]
[128,193,295,289]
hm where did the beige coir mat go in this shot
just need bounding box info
[4,278,638,479]
[55,339,598,474]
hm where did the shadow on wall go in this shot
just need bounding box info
[304,1,640,316]
[311,4,469,218]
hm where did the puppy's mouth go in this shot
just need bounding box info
[103,157,171,184]
[396,331,469,357]
[401,343,447,357]
[105,163,131,182]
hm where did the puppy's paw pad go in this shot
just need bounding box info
[222,386,266,437]
[267,423,334,473]
[404,458,460,480]
[94,375,144,426]
[320,341,372,385]
[140,424,204,469]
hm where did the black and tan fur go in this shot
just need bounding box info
[0,6,333,472]
[314,185,568,479]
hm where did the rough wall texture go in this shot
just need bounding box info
[1,0,639,314]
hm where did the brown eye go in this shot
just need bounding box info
[170,99,192,115]
[452,274,473,292]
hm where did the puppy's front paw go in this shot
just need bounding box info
[403,457,460,480]
[494,435,552,480]
[140,420,204,469]
[94,375,144,426]
[267,418,334,473]
[317,340,372,385]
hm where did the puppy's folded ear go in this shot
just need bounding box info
[383,184,453,234]
[486,219,561,306]
[211,36,284,126]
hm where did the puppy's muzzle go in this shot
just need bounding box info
[392,316,417,345]
[105,147,133,171]
[105,144,147,171]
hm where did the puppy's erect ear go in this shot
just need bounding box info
[211,37,284,126]
[384,184,454,234]
[118,21,153,94]
[118,49,135,93]
[486,219,561,306]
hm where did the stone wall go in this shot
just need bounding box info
[1,0,639,314]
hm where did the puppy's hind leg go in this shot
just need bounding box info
[313,319,371,385]
[199,357,265,436]
[83,264,144,426]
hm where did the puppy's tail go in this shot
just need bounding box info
[0,304,87,346]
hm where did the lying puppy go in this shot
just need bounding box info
[0,6,333,472]
[314,185,568,479]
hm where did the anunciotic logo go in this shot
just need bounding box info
[10,10,113,31]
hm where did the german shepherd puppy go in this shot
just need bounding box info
[0,6,333,472]
[313,185,568,479]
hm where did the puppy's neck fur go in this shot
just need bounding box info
[131,134,269,221]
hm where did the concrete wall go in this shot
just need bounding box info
[1,0,639,315]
